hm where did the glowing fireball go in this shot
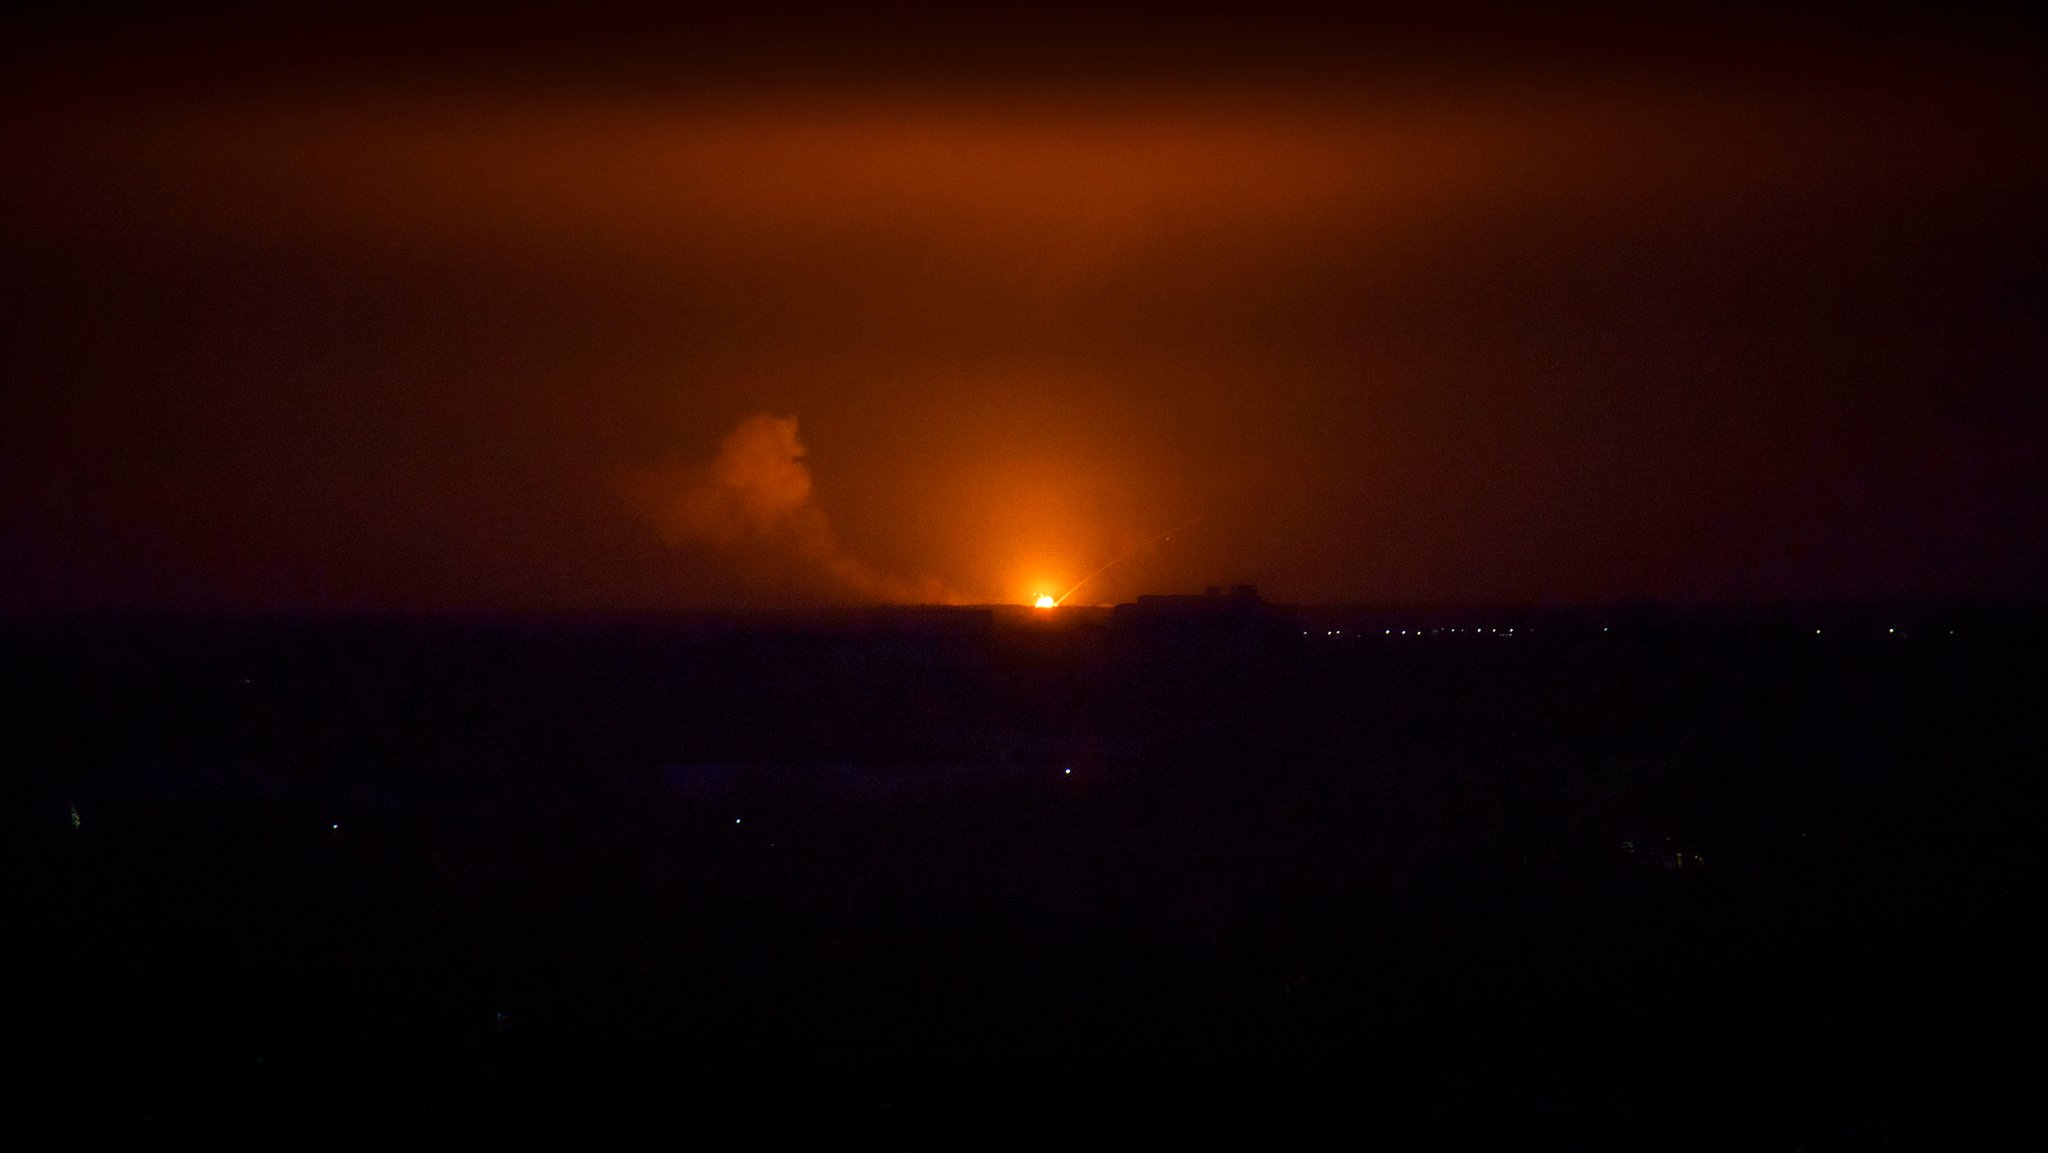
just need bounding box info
[1034,594,1058,609]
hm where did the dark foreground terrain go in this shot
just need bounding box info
[4,602,2042,1144]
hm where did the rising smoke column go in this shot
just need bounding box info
[634,413,958,604]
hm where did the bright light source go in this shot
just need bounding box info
[1063,767,1072,775]
[1034,594,1057,609]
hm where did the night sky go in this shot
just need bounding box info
[5,4,2044,611]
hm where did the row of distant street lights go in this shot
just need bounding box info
[1306,625,1945,639]
[1308,627,1518,637]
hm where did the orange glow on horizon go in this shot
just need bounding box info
[1034,594,1057,609]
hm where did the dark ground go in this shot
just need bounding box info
[3,603,2041,1144]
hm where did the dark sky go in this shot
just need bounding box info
[4,4,2044,609]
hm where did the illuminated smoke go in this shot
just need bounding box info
[636,413,958,604]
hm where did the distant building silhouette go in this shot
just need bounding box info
[1111,585,1295,646]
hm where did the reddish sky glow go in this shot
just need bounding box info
[3,6,2044,608]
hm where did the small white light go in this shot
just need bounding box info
[733,818,742,825]
[330,823,339,830]
[1063,768,1072,775]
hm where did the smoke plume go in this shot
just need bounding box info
[634,413,958,604]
